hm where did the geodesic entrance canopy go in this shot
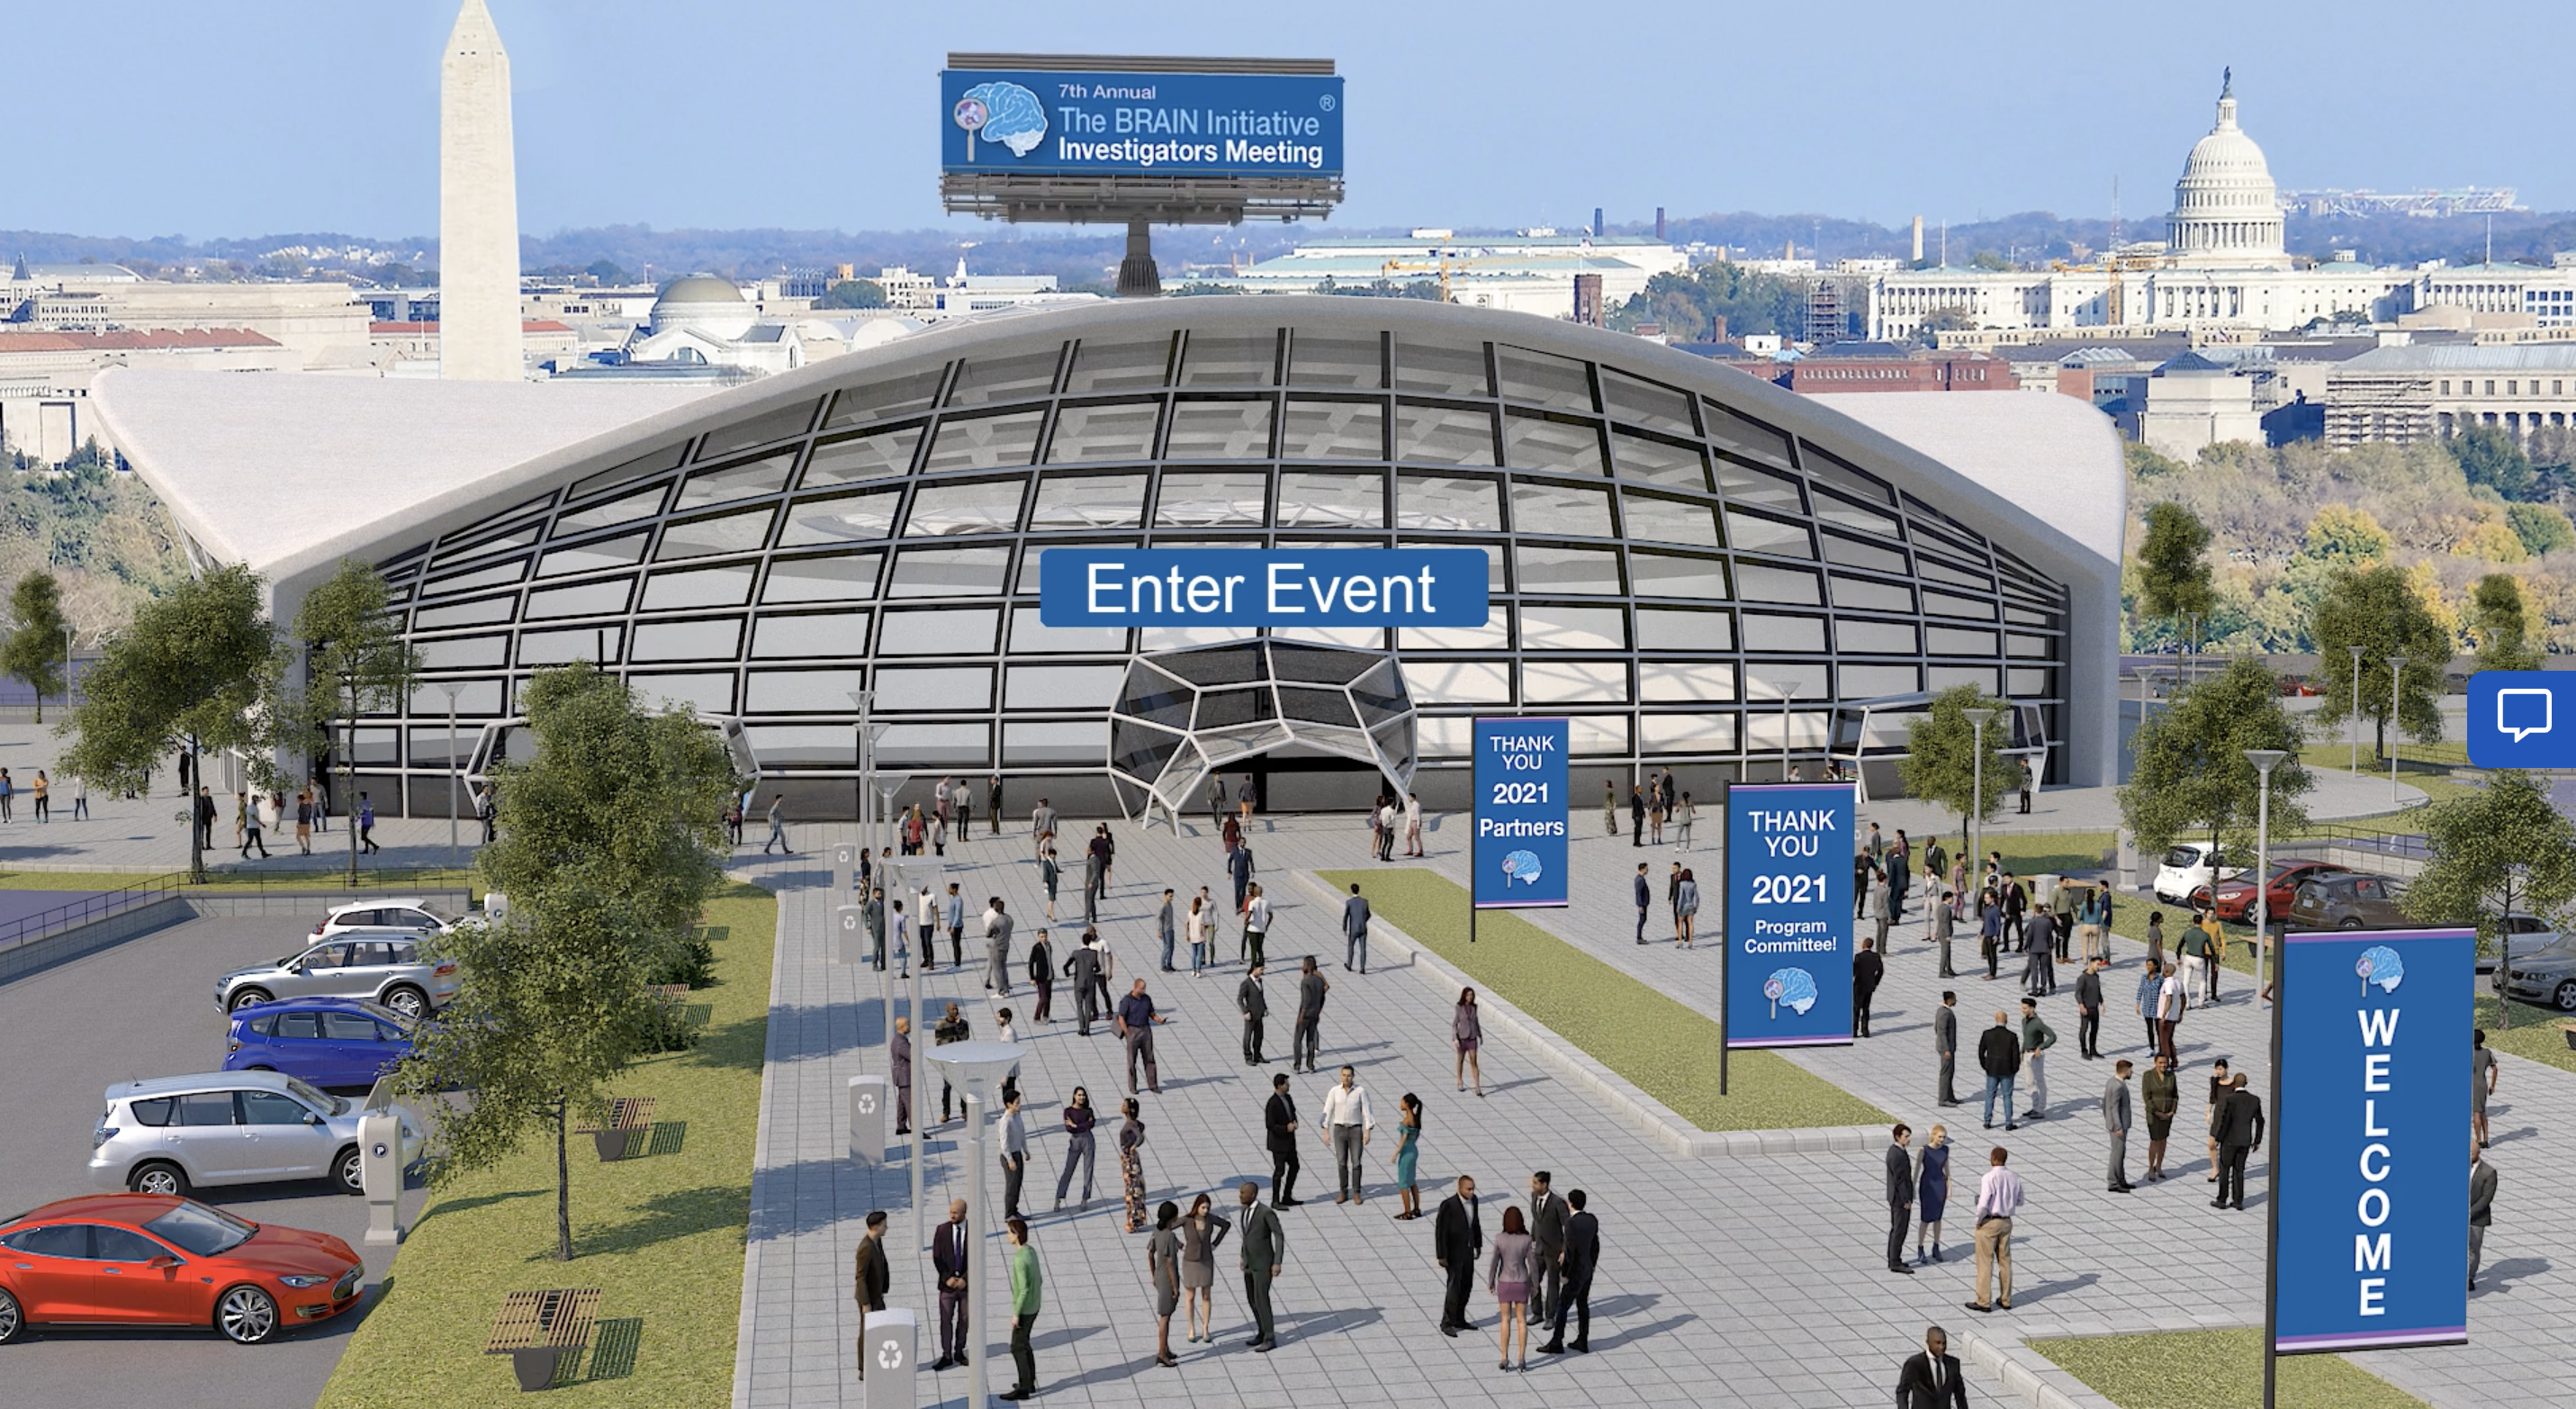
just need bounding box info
[1109,639,1416,821]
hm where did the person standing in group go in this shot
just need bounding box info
[1184,894,1210,976]
[2076,887,2107,964]
[1265,1073,1302,1206]
[1870,865,1895,951]
[943,883,967,971]
[1030,796,1058,861]
[2132,959,2164,1052]
[2020,909,2056,996]
[1673,790,1696,851]
[2103,1059,2136,1192]
[1293,955,1328,1073]
[1026,928,1055,1025]
[2140,1051,2179,1181]
[1120,1098,1149,1233]
[1390,1093,1424,1220]
[1978,890,2003,980]
[987,773,1004,837]
[1964,1146,2023,1314]
[1933,991,1961,1106]
[2469,1140,2498,1290]
[1082,827,1108,926]
[1914,1125,1952,1264]
[933,1001,971,1124]
[1377,796,1399,862]
[2074,957,2105,1060]
[1116,978,1166,1096]
[1932,890,1959,977]
[1402,791,1425,857]
[1527,1171,1570,1323]
[1054,1086,1097,1209]
[953,777,972,842]
[999,1217,1040,1401]
[2157,960,2190,1065]
[1602,779,1618,835]
[1435,1174,1483,1336]
[929,1200,970,1371]
[2144,909,2166,972]
[2202,1057,2232,1185]
[1237,1180,1283,1351]
[1455,987,1485,1096]
[2174,908,2210,1002]
[1539,1188,1599,1354]
[1888,829,1912,924]
[1488,1205,1535,1372]
[999,1090,1028,1220]
[2000,873,2026,952]
[852,1209,891,1377]
[985,898,1014,996]
[2018,998,2057,1118]
[1675,867,1701,948]
[1156,888,1177,972]
[2211,1071,2265,1211]
[1855,937,1886,1038]
[1243,882,1272,969]
[1179,1192,1231,1344]
[1038,844,1060,922]
[1229,838,1255,917]
[1978,1010,2021,1131]
[1320,1065,1376,1206]
[2197,906,2227,1005]
[1065,931,1104,1036]
[1885,1124,1918,1275]
[1633,862,1652,945]
[1343,882,1372,972]
[2472,1027,2499,1150]
[1895,1326,1970,1409]
[1238,962,1268,1065]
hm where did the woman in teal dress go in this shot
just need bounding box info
[1389,1093,1424,1220]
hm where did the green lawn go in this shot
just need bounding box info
[1319,868,1888,1132]
[315,882,775,1408]
[2033,1329,2428,1409]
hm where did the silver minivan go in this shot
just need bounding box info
[88,1070,425,1197]
[214,935,460,1019]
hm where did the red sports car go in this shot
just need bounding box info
[2193,860,2350,922]
[0,1195,363,1344]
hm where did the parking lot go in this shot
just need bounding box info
[0,911,429,1408]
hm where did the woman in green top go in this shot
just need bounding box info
[1004,1217,1040,1401]
[1389,1093,1423,1220]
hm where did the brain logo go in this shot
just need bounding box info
[1500,849,1543,887]
[958,81,1047,158]
[1764,967,1818,1018]
[2356,944,2406,996]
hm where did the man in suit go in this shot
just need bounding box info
[1633,862,1652,944]
[1885,1124,1917,1273]
[2469,1140,2499,1290]
[2211,1072,2265,1211]
[984,898,1014,996]
[1896,1325,1970,1408]
[1432,1175,1483,1336]
[1540,1188,1599,1353]
[2103,1060,2136,1193]
[987,772,1003,836]
[2073,957,2105,1059]
[1237,1180,1283,1351]
[1238,962,1268,1065]
[930,1199,970,1370]
[1029,797,1058,861]
[1933,992,1961,1106]
[1064,934,1104,1036]
[1855,937,1887,1038]
[852,1210,890,1377]
[1527,1170,1570,1323]
[890,1016,914,1135]
[1342,883,1372,973]
[1265,1072,1302,1206]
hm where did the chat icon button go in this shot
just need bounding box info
[2469,672,2576,768]
[2499,689,2553,743]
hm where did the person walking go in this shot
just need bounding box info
[2174,909,2210,1005]
[1026,928,1055,1024]
[2020,911,2056,996]
[1435,1175,1483,1336]
[943,883,967,971]
[1489,1206,1535,1371]
[1933,890,1959,977]
[761,794,792,854]
[1540,1188,1599,1354]
[1978,1011,2022,1132]
[1633,862,1652,945]
[2197,908,2227,1006]
[2211,1071,2265,1211]
[1870,866,1895,951]
[2141,1052,2180,1181]
[1885,1124,1918,1274]
[239,792,270,859]
[1244,882,1272,969]
[1082,828,1108,926]
[1672,790,1695,851]
[1179,1192,1231,1344]
[1675,867,1701,948]
[2134,959,2165,1053]
[1038,844,1060,922]
[930,1200,970,1371]
[2145,909,2166,972]
[1237,1181,1283,1351]
[2469,1141,2498,1291]
[1455,987,1484,1096]
[1648,779,1665,845]
[1186,894,1211,975]
[1377,796,1399,862]
[1342,882,1371,972]
[1053,1086,1097,1209]
[2157,961,2190,1065]
[1116,979,1167,1096]
[984,899,1015,995]
[1602,780,1618,835]
[1119,1099,1150,1233]
[852,1209,891,1377]
[1065,932,1105,1037]
[1155,888,1177,972]
[1896,1325,1970,1409]
[2019,999,2057,1119]
[1888,829,1912,924]
[1933,991,1961,1106]
[1391,1093,1424,1219]
[1000,1217,1040,1400]
[953,777,972,842]
[1229,840,1256,920]
[1404,790,1424,857]
[2472,1027,2499,1150]
[1030,796,1058,861]
[2074,957,2105,1060]
[1855,937,1886,1038]
[890,1015,914,1134]
[2103,1059,2137,1192]
[1265,1073,1302,1206]
[1238,962,1268,1065]
[1915,1126,1953,1264]
[2001,873,2026,952]
[1320,1065,1376,1205]
[2202,1058,2232,1183]
[1964,1146,2023,1314]
[1293,955,1328,1073]
[1527,1170,1570,1324]
[999,1091,1028,1221]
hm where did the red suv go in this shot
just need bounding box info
[2193,860,2350,923]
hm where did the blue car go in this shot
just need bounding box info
[222,998,416,1089]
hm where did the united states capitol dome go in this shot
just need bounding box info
[2166,72,2288,270]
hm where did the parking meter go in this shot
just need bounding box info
[359,1106,404,1245]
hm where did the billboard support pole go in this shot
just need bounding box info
[2261,941,2285,1409]
[1717,777,1731,1096]
[1117,219,1161,299]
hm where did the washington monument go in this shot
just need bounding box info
[439,0,522,381]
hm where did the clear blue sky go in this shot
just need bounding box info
[14,0,2566,239]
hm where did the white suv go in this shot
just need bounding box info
[311,899,456,942]
[2154,843,2245,907]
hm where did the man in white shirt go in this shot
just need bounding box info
[1243,883,1273,969]
[1317,1065,1376,1206]
[2157,966,2191,1065]
[1965,1146,2025,1313]
[1403,791,1423,857]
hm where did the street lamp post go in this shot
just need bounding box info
[925,1040,1022,1409]
[848,690,874,851]
[437,683,462,871]
[2384,655,2409,803]
[894,845,936,1251]
[2246,748,2287,1006]
[1964,707,1998,875]
[2347,646,2364,774]
[2499,862,2529,1032]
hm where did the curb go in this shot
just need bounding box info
[1291,869,1883,1160]
[1955,1327,2121,1409]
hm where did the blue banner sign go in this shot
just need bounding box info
[1038,548,1490,628]
[941,68,1344,178]
[2273,927,2472,1354]
[1473,718,1568,910]
[1725,782,1855,1049]
[2465,670,2576,768]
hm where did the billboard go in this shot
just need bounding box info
[941,68,1344,178]
[1039,548,1490,628]
[1473,718,1568,909]
[1725,782,1854,1048]
[2272,927,2472,1354]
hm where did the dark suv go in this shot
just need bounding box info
[2287,872,2408,931]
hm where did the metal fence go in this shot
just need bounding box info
[0,862,477,957]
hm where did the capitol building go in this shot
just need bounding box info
[1869,77,2576,340]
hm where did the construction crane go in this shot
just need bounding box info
[1378,233,1461,302]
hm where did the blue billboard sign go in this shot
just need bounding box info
[941,68,1344,178]
[2272,927,2472,1354]
[2465,670,2576,768]
[1473,718,1568,910]
[1038,548,1490,628]
[1725,783,1854,1049]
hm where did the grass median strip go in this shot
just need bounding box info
[1319,867,1887,1133]
[315,881,775,1409]
[2031,1329,2429,1409]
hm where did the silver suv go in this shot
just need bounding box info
[310,899,457,943]
[215,936,460,1019]
[88,1070,425,1197]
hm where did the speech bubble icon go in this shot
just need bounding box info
[2499,687,2553,744]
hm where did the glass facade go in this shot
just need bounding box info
[362,312,2071,816]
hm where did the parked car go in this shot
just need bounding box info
[2154,842,2247,906]
[311,899,455,942]
[2193,860,2351,922]
[2502,934,2576,1011]
[214,935,459,1019]
[88,1070,425,1199]
[2286,872,2409,931]
[0,1195,364,1344]
[222,998,414,1089]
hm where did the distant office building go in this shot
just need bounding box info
[1779,347,2013,394]
[2135,351,2263,458]
[0,327,291,464]
[3,265,371,367]
[1210,231,1688,316]
[2325,343,2576,447]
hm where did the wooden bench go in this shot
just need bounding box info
[484,1287,601,1392]
[650,983,691,1002]
[574,1097,657,1162]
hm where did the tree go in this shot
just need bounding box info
[2506,501,2576,558]
[2471,573,2544,673]
[273,561,420,883]
[2403,770,2576,1021]
[56,565,275,881]
[2308,563,2450,763]
[0,572,69,722]
[584,257,629,285]
[394,664,734,1261]
[2452,423,2536,501]
[818,279,887,310]
[1896,685,2018,852]
[2118,655,2310,866]
[2134,501,2215,655]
